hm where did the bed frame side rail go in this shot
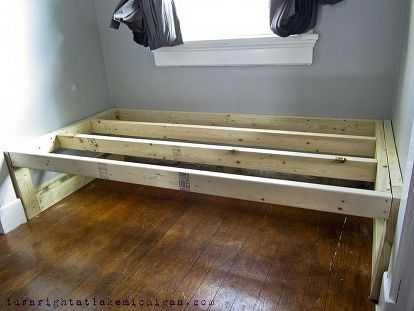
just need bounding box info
[7,151,391,220]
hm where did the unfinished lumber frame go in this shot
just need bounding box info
[4,108,401,301]
[370,121,403,301]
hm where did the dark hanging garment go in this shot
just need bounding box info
[270,0,344,37]
[110,0,183,50]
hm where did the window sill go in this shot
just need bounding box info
[153,34,318,67]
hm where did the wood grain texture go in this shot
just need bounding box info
[57,133,377,182]
[29,108,118,153]
[9,152,391,219]
[116,108,377,136]
[0,180,374,310]
[374,121,391,194]
[35,173,94,212]
[91,119,376,157]
[4,152,39,220]
[370,120,403,301]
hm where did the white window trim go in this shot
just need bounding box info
[153,34,318,67]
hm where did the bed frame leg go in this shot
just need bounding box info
[370,120,403,301]
[371,195,401,301]
[4,152,41,220]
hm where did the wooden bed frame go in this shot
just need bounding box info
[4,108,402,301]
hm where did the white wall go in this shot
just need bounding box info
[0,0,110,232]
[95,0,403,119]
[392,0,414,175]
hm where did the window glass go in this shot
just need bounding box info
[174,0,273,41]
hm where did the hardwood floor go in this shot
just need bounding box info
[0,179,374,310]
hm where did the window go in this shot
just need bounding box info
[153,0,318,67]
[175,0,273,42]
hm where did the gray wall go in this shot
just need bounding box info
[0,0,109,217]
[95,0,402,119]
[392,0,414,175]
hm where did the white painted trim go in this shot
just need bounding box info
[377,272,394,311]
[0,198,27,234]
[153,34,319,67]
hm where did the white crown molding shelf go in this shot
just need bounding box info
[153,34,319,67]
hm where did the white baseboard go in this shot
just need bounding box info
[0,199,27,234]
[377,272,400,311]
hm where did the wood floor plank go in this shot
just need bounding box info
[276,218,333,311]
[161,200,240,308]
[252,212,310,311]
[323,217,372,310]
[136,209,223,299]
[70,188,190,299]
[0,179,374,311]
[70,188,187,296]
[106,197,215,295]
[185,202,261,311]
[9,189,130,300]
[209,209,276,310]
[296,214,341,311]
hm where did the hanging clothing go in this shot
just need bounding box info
[110,0,183,50]
[270,0,344,37]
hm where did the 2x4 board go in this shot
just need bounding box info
[4,108,402,301]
